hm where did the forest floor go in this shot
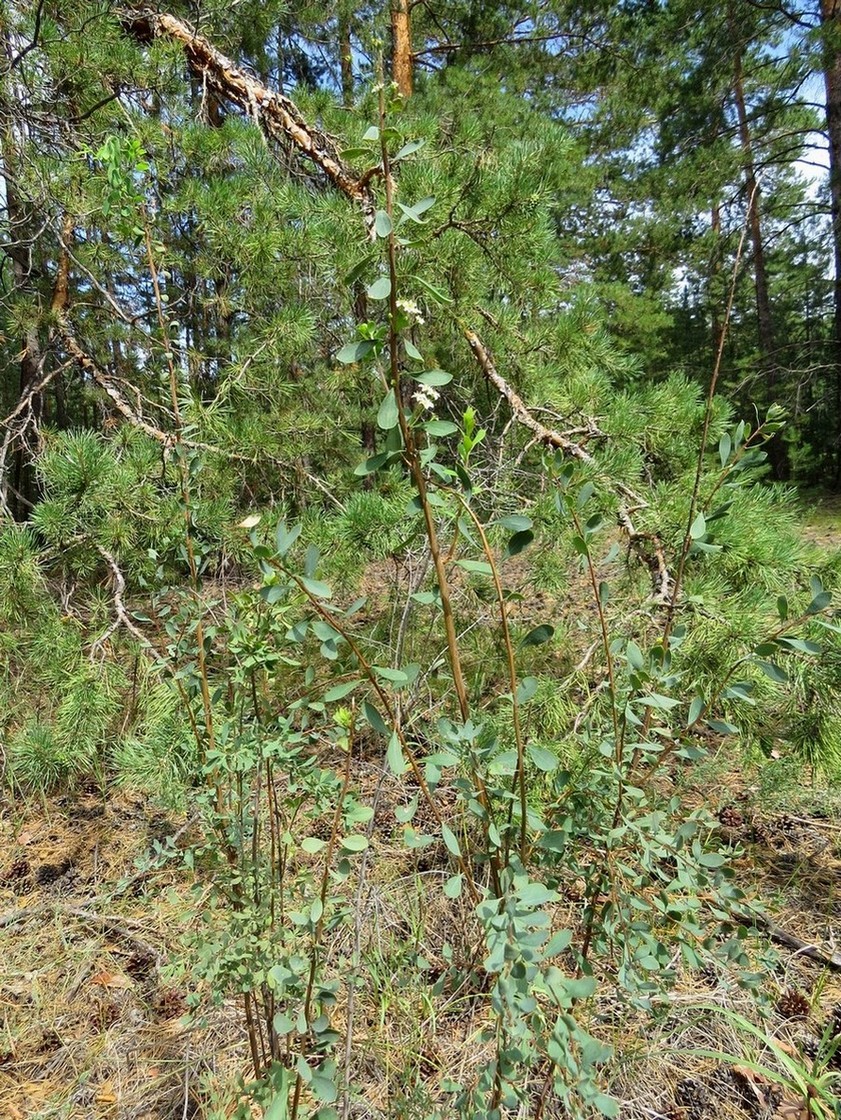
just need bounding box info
[1,494,841,1120]
[798,492,841,551]
[3,780,841,1119]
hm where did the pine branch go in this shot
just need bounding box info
[464,326,672,604]
[120,10,377,234]
[58,320,246,461]
[119,10,671,603]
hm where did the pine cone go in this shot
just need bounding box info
[675,1077,709,1120]
[718,805,744,830]
[35,858,73,886]
[124,950,157,981]
[0,858,31,886]
[152,987,187,1020]
[699,963,719,988]
[826,1002,841,1039]
[799,1033,821,1061]
[777,988,810,1020]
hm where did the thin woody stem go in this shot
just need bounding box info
[143,221,217,775]
[450,493,528,865]
[378,85,472,727]
[377,76,503,893]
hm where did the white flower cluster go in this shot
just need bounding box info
[396,298,425,324]
[413,384,440,412]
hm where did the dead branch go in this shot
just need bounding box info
[121,10,376,234]
[0,359,72,434]
[0,357,70,516]
[465,328,595,465]
[464,327,672,603]
[0,900,161,963]
[616,505,672,606]
[93,543,154,654]
[58,321,244,462]
[60,322,172,445]
[735,910,841,971]
[0,216,75,515]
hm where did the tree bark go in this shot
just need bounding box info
[821,0,841,485]
[391,0,413,98]
[731,21,785,477]
[123,11,377,235]
[710,202,724,358]
[1,77,44,514]
[339,16,353,107]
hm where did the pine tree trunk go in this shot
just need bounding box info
[731,21,785,477]
[0,51,43,516]
[391,0,413,98]
[821,0,841,485]
[710,203,724,358]
[339,16,353,107]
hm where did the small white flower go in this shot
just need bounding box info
[396,298,425,325]
[413,385,440,412]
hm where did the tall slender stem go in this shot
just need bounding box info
[377,87,471,726]
[452,494,528,864]
[143,221,217,775]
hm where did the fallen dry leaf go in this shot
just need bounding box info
[732,1065,809,1120]
[90,970,131,989]
[95,1080,117,1103]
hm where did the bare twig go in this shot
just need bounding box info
[58,320,244,460]
[464,326,672,602]
[0,356,70,512]
[0,900,161,963]
[464,328,596,464]
[93,544,157,654]
[735,910,841,971]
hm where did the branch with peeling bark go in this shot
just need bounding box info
[60,322,176,445]
[464,327,672,604]
[121,10,376,233]
[93,544,155,655]
[115,12,671,603]
[58,320,249,463]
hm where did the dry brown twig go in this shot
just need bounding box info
[0,901,161,964]
[92,544,156,656]
[464,326,672,603]
[58,320,257,463]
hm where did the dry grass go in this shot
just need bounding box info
[0,790,247,1119]
[2,774,839,1120]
